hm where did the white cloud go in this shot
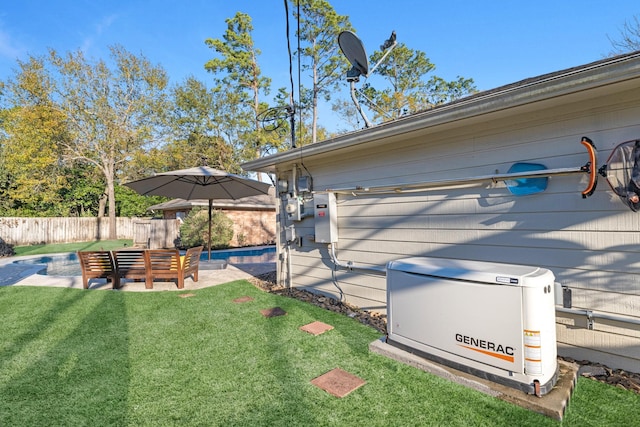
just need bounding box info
[0,28,25,60]
[81,14,118,54]
[96,14,117,35]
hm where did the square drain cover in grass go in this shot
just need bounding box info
[233,296,254,303]
[300,321,334,336]
[260,307,287,317]
[311,368,366,397]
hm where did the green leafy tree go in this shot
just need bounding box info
[204,12,284,169]
[0,135,10,214]
[291,0,353,144]
[268,86,328,148]
[2,46,169,236]
[0,104,70,215]
[330,98,364,132]
[357,43,476,122]
[115,185,167,218]
[179,207,233,249]
[168,77,237,171]
[56,163,104,217]
[122,77,241,180]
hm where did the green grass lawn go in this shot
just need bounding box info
[0,281,638,426]
[13,239,133,256]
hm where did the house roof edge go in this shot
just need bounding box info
[242,51,640,173]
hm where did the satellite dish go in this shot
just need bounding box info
[338,30,397,128]
[338,31,369,79]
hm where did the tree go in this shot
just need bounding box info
[0,133,10,214]
[291,0,352,144]
[330,98,363,132]
[2,46,169,237]
[267,86,325,148]
[179,207,233,249]
[609,15,640,54]
[115,185,166,218]
[57,163,107,217]
[0,105,107,217]
[356,43,476,123]
[204,12,283,171]
[0,104,70,214]
[120,76,241,178]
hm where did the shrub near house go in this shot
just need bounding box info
[0,238,15,257]
[179,208,233,249]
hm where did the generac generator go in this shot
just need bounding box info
[386,257,558,396]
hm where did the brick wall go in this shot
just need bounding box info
[161,208,276,247]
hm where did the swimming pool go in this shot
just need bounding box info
[13,246,276,277]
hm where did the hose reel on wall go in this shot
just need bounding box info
[599,139,640,212]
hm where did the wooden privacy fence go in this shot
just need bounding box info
[0,217,180,248]
[131,219,181,249]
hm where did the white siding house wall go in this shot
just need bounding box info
[248,56,640,372]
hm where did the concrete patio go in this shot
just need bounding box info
[0,255,276,291]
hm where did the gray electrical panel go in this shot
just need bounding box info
[297,176,312,193]
[314,193,337,243]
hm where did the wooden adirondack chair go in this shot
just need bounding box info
[112,249,149,289]
[181,246,203,286]
[77,251,118,289]
[145,246,203,289]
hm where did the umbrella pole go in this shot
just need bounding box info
[208,199,212,261]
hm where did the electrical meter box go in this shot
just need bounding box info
[314,193,337,243]
[285,196,302,221]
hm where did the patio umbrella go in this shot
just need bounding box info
[124,166,273,260]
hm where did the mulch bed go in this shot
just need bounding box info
[249,271,387,334]
[568,358,640,394]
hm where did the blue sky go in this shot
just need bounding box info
[1,1,639,128]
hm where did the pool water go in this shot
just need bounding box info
[13,246,276,277]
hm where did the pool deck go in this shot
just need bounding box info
[0,254,276,291]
